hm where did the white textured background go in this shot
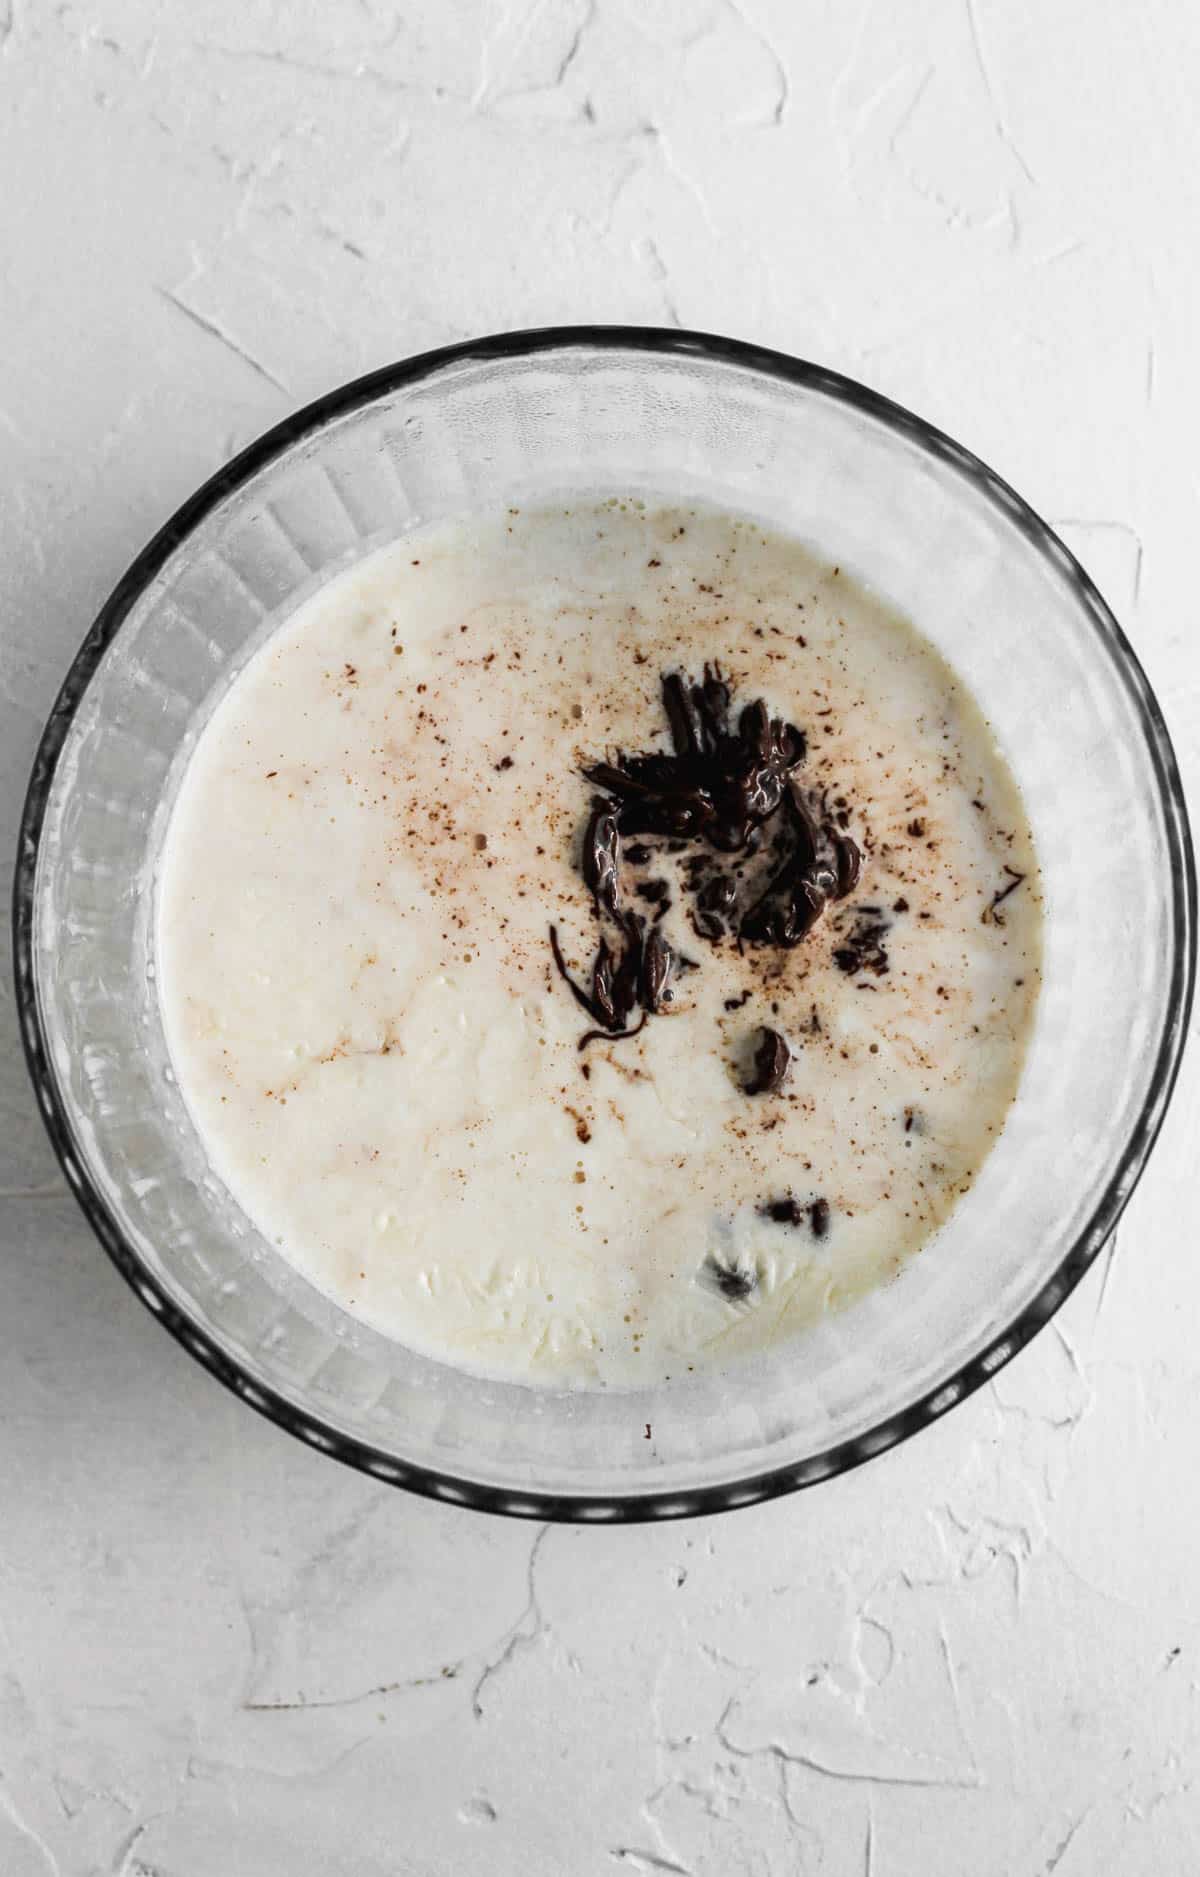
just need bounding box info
[2,4,1199,1873]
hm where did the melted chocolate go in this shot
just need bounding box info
[983,866,1027,927]
[640,928,675,1012]
[761,1195,803,1225]
[832,908,891,977]
[582,804,621,915]
[743,1026,791,1096]
[549,665,867,1073]
[759,1193,833,1236]
[705,1257,758,1301]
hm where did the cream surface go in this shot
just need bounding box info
[156,500,1041,1386]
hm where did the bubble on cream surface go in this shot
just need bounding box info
[156,498,1042,1387]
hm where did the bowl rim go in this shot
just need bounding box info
[12,323,1197,1522]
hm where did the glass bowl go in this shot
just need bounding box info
[13,328,1195,1520]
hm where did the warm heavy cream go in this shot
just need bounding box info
[157,499,1041,1386]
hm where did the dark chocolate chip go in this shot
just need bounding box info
[743,1027,790,1096]
[705,1257,758,1301]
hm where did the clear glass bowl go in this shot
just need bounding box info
[14,329,1195,1520]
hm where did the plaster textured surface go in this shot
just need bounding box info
[1,4,1197,1871]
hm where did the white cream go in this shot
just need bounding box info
[156,499,1041,1386]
